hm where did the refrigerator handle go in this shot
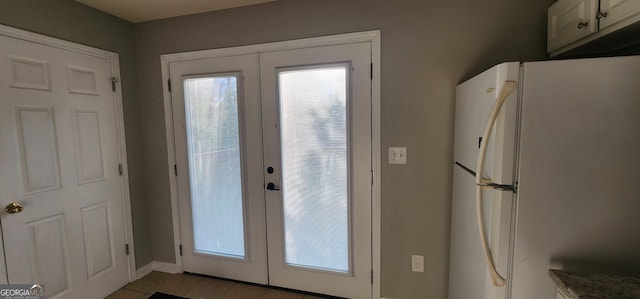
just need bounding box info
[475,80,517,287]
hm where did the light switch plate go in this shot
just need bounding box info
[411,255,424,272]
[389,147,407,164]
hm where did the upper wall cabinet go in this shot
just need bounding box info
[548,0,640,56]
[548,0,598,52]
[600,0,640,28]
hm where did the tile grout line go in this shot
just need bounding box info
[181,276,203,298]
[220,281,237,299]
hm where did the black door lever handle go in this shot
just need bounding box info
[266,183,280,191]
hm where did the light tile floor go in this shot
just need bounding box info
[106,271,331,299]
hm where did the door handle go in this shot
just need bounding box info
[6,202,23,214]
[266,183,280,191]
[475,80,517,287]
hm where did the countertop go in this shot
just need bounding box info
[549,269,640,298]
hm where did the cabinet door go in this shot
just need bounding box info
[599,0,640,29]
[548,0,598,52]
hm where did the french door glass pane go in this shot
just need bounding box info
[278,65,350,273]
[184,75,245,258]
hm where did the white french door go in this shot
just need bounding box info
[0,30,130,298]
[170,54,269,284]
[260,43,372,297]
[171,42,372,298]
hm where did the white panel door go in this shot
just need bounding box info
[169,54,268,284]
[0,34,129,298]
[260,43,372,298]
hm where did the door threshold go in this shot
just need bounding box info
[183,271,347,298]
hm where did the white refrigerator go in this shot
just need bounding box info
[448,56,640,299]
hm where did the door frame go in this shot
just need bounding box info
[0,24,137,282]
[160,30,381,297]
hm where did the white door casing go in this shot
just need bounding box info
[164,32,380,299]
[0,25,134,298]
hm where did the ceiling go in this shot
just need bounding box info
[76,0,278,23]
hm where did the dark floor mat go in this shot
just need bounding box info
[148,292,187,299]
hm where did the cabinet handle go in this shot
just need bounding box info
[577,21,589,29]
[596,11,608,19]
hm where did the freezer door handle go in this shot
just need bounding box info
[476,182,515,192]
[455,161,511,191]
[475,80,517,287]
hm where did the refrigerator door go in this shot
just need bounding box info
[450,62,519,299]
[511,56,640,299]
[449,166,514,299]
[453,62,519,184]
[449,167,490,299]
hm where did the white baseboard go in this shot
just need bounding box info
[135,261,179,279]
[135,262,154,279]
[152,261,180,274]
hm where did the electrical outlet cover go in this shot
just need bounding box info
[389,147,407,164]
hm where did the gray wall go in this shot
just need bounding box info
[133,0,555,298]
[0,0,560,297]
[0,0,153,269]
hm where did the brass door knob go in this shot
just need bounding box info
[6,202,23,214]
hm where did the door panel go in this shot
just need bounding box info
[81,202,115,279]
[260,43,372,298]
[0,34,129,298]
[170,54,268,284]
[599,0,640,29]
[73,109,107,184]
[547,0,597,51]
[14,106,61,193]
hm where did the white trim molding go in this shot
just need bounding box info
[135,263,154,279]
[135,261,180,279]
[152,262,181,274]
[160,30,381,298]
[0,23,137,282]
